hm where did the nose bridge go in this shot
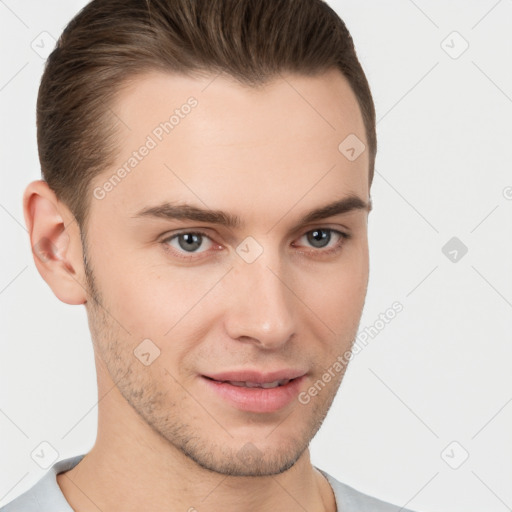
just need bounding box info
[224,246,296,348]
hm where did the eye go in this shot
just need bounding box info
[293,228,350,255]
[162,231,216,258]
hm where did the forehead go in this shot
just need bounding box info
[90,69,369,222]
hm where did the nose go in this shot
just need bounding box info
[223,252,297,350]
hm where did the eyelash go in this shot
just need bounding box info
[161,228,352,261]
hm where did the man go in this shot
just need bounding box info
[1,0,417,511]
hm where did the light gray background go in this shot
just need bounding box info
[1,1,511,511]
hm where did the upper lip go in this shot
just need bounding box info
[203,369,307,383]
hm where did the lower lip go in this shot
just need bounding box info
[201,376,306,413]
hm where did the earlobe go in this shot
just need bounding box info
[23,180,88,305]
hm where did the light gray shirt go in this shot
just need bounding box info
[0,454,417,511]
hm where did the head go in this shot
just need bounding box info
[26,0,376,477]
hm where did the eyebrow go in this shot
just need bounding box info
[132,194,372,230]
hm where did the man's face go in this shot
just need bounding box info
[83,69,370,476]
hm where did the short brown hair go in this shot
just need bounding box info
[37,0,376,231]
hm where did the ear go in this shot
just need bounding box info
[23,180,88,305]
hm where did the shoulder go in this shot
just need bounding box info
[317,467,418,512]
[0,454,86,512]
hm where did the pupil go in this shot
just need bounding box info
[308,229,330,248]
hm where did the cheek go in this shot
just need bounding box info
[304,248,368,325]
[95,247,225,341]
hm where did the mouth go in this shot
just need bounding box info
[200,371,307,413]
[203,376,294,388]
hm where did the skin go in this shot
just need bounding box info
[24,68,371,512]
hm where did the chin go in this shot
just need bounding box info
[166,427,311,477]
[182,442,307,477]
